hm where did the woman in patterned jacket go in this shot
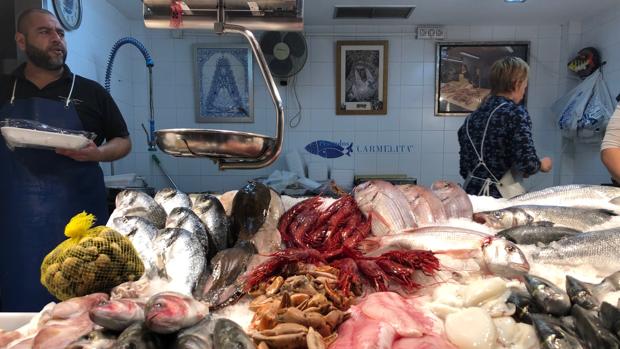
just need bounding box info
[458,56,552,198]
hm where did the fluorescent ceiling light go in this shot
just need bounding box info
[460,52,480,60]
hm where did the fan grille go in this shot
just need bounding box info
[260,31,308,79]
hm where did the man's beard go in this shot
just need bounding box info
[25,42,66,71]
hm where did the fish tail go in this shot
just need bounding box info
[598,209,618,216]
[356,238,380,254]
[346,143,353,156]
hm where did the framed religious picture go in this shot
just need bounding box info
[435,41,530,116]
[336,40,388,115]
[194,44,254,123]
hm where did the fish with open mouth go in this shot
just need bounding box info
[107,190,167,228]
[474,205,616,230]
[155,188,192,215]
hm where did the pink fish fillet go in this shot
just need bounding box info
[330,318,396,349]
[397,184,448,225]
[359,292,432,337]
[393,335,458,349]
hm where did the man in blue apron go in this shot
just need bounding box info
[0,8,131,311]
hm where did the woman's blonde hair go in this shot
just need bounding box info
[489,56,529,95]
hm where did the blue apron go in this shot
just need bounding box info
[0,75,109,311]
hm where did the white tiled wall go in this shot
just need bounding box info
[62,1,618,192]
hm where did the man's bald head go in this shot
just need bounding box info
[17,8,56,34]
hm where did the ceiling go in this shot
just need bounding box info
[107,0,617,25]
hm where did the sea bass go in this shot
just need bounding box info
[144,292,209,334]
[474,205,616,230]
[510,184,620,206]
[496,225,582,245]
[353,180,417,235]
[397,184,447,225]
[431,180,473,219]
[520,229,620,273]
[155,188,192,215]
[359,226,529,278]
[107,190,167,228]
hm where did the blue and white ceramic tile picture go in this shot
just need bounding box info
[194,44,254,123]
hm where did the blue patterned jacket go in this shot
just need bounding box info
[457,95,541,197]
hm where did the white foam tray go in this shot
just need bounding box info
[0,313,35,331]
[1,127,90,150]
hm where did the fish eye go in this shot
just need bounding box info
[505,245,515,252]
[154,302,164,309]
[493,212,503,219]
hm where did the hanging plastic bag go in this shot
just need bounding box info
[40,212,144,300]
[553,69,614,142]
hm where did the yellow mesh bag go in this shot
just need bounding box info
[40,212,144,300]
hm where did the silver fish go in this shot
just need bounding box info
[250,189,285,255]
[524,274,571,316]
[565,271,620,311]
[173,315,215,349]
[431,180,473,219]
[108,190,167,228]
[166,207,210,255]
[496,225,582,245]
[353,180,417,235]
[65,330,117,349]
[397,184,448,225]
[145,292,210,334]
[192,194,231,253]
[474,205,616,230]
[113,322,167,349]
[89,299,145,332]
[358,226,529,278]
[155,228,207,295]
[212,319,256,349]
[155,188,192,215]
[110,216,159,277]
[510,184,620,205]
[521,230,620,273]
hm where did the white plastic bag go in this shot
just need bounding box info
[553,69,615,142]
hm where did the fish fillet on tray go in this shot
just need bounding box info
[1,127,90,150]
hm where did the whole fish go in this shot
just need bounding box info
[173,316,215,349]
[145,292,210,334]
[397,184,447,225]
[66,330,117,349]
[89,299,145,331]
[166,207,210,255]
[358,226,529,278]
[192,194,231,253]
[572,304,620,348]
[353,180,417,235]
[524,274,571,317]
[198,240,258,308]
[600,302,620,339]
[474,205,616,230]
[155,228,207,295]
[531,314,585,349]
[510,184,620,206]
[496,225,582,245]
[250,189,285,255]
[212,319,256,349]
[108,190,167,228]
[431,180,473,219]
[109,216,159,277]
[155,188,192,215]
[565,272,620,311]
[506,287,542,324]
[230,181,271,244]
[520,230,620,273]
[112,323,168,349]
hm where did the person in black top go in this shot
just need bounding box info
[457,57,552,198]
[0,8,131,311]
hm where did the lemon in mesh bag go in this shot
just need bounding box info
[40,212,144,300]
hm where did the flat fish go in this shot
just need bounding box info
[431,180,473,219]
[230,182,271,244]
[155,188,192,215]
[250,189,285,255]
[397,184,448,225]
[353,180,417,236]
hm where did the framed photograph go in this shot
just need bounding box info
[336,40,388,115]
[435,41,530,116]
[194,44,254,123]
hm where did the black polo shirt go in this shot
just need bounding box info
[0,64,129,146]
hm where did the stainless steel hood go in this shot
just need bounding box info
[143,0,303,31]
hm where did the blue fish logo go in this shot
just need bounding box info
[305,140,353,159]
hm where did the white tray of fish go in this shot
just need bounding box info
[1,127,90,150]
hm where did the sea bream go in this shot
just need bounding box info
[192,194,231,253]
[474,205,616,230]
[353,180,417,235]
[397,184,448,225]
[155,188,192,215]
[166,207,210,257]
[431,180,473,219]
[109,216,159,277]
[107,190,167,228]
[358,226,529,278]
